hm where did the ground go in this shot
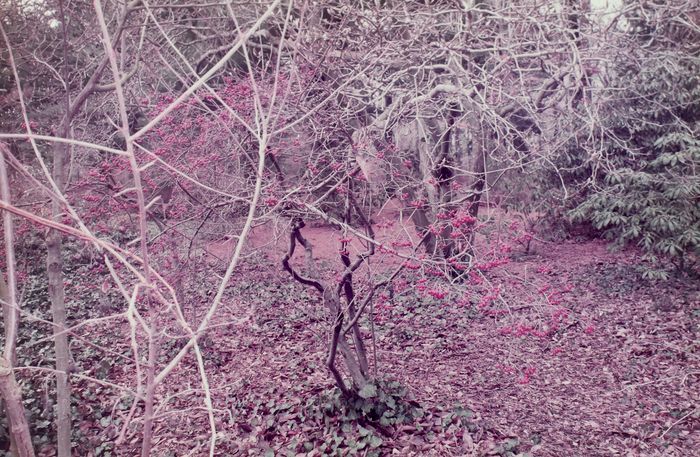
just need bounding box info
[7,207,699,457]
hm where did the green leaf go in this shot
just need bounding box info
[369,435,383,448]
[358,384,378,399]
[503,438,519,451]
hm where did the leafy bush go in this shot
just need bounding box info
[568,56,700,278]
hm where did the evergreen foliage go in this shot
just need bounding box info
[569,56,700,278]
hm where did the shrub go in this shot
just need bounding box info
[569,56,700,278]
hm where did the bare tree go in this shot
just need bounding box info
[0,143,34,457]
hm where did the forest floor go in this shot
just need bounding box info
[8,206,700,457]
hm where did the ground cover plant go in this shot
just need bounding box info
[0,1,698,456]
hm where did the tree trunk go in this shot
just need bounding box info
[50,2,76,451]
[47,140,72,457]
[340,195,369,376]
[140,325,160,457]
[1,146,33,457]
[467,134,487,220]
[323,291,368,391]
[0,358,34,457]
[1,274,26,457]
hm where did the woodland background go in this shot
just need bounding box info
[0,0,698,456]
